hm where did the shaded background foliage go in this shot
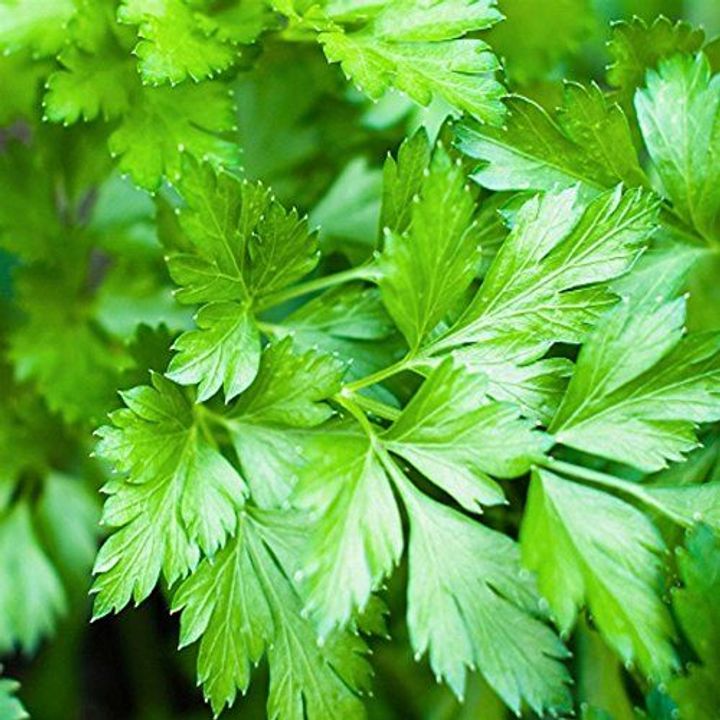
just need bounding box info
[1,0,720,718]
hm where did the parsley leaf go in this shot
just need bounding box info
[318,0,506,124]
[172,509,371,718]
[522,468,677,681]
[635,52,720,242]
[378,139,482,349]
[92,373,247,616]
[402,482,571,713]
[551,296,720,472]
[164,162,318,401]
[456,84,646,194]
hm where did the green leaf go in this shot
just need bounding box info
[402,484,571,713]
[293,424,403,637]
[167,302,261,403]
[118,0,237,85]
[380,129,432,234]
[0,678,28,720]
[226,340,345,507]
[92,373,247,616]
[551,297,720,472]
[0,0,75,56]
[0,501,66,654]
[172,509,371,719]
[522,468,676,681]
[230,339,344,428]
[319,0,506,124]
[424,186,658,421]
[108,81,240,190]
[165,162,318,401]
[669,526,720,719]
[607,16,705,110]
[384,359,550,511]
[44,43,135,123]
[280,285,402,402]
[456,85,646,194]
[378,141,482,348]
[635,52,720,241]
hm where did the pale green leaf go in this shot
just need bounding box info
[552,298,720,472]
[403,484,571,713]
[635,53,720,241]
[522,469,676,680]
[172,509,371,719]
[92,373,247,615]
[384,359,550,511]
[166,302,261,403]
[378,142,482,348]
[457,85,646,194]
[319,0,505,123]
[293,425,403,637]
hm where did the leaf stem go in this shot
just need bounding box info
[255,263,378,311]
[343,354,420,392]
[539,458,692,527]
[342,392,401,422]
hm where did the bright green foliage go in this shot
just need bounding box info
[669,526,720,718]
[92,373,247,615]
[635,53,720,242]
[172,509,372,718]
[294,425,404,638]
[0,678,28,720]
[225,343,344,507]
[3,0,720,718]
[318,0,506,124]
[522,469,676,681]
[164,162,318,401]
[552,296,720,472]
[378,137,482,348]
[420,184,658,421]
[456,85,646,193]
[384,359,550,510]
[290,359,569,713]
[402,484,570,713]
